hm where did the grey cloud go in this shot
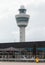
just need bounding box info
[0,2,45,42]
[26,3,45,41]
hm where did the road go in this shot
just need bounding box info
[0,62,45,65]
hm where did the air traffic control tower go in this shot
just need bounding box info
[15,6,30,42]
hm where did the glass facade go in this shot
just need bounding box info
[0,48,45,61]
[16,17,28,22]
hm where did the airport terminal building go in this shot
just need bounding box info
[0,41,45,61]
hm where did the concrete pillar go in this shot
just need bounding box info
[20,27,25,42]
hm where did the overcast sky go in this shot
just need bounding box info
[0,0,45,43]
